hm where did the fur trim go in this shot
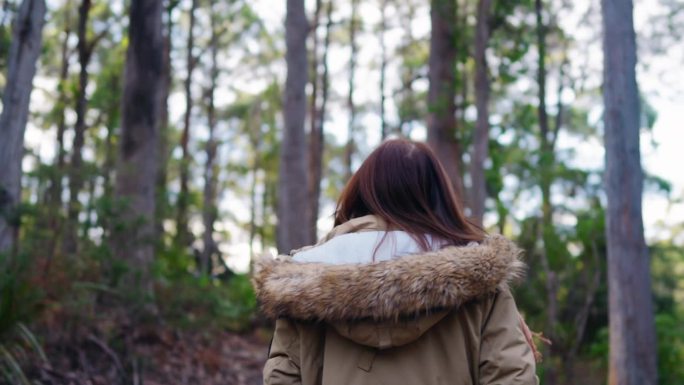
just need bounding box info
[252,234,525,322]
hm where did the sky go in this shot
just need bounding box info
[18,0,684,272]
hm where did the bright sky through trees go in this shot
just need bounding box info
[20,0,684,273]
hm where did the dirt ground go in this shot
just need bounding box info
[25,327,269,385]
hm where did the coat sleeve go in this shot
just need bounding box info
[263,319,302,385]
[479,289,538,385]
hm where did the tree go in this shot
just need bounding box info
[308,0,332,242]
[200,0,221,276]
[156,0,179,247]
[0,0,46,254]
[176,0,198,249]
[113,0,163,300]
[427,0,464,199]
[534,2,562,382]
[344,0,359,181]
[45,2,73,259]
[601,0,658,383]
[277,0,312,253]
[64,0,97,253]
[470,0,492,226]
[395,0,425,137]
[378,0,388,139]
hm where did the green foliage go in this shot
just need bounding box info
[655,313,684,385]
[154,244,197,281]
[587,242,684,384]
[0,252,46,384]
[0,252,42,338]
[651,238,684,360]
[587,314,684,385]
[587,327,609,367]
[652,242,684,316]
[157,274,257,332]
[152,239,257,331]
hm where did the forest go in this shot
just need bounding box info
[0,0,683,384]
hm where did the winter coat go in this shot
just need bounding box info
[253,215,538,385]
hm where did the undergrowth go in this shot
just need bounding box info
[0,237,258,384]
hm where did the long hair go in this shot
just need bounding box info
[334,139,484,250]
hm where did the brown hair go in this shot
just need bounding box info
[334,138,484,250]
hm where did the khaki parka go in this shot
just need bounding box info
[253,216,538,385]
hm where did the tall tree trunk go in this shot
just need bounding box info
[535,1,560,383]
[48,2,72,209]
[398,2,417,136]
[318,2,332,134]
[113,0,163,304]
[535,0,553,228]
[344,0,358,181]
[307,0,322,242]
[248,116,262,260]
[176,0,198,249]
[470,0,492,226]
[379,0,388,139]
[602,0,658,383]
[81,176,96,238]
[309,0,322,139]
[46,3,72,262]
[307,0,332,242]
[156,0,176,247]
[200,0,220,276]
[102,72,120,200]
[99,69,120,243]
[277,0,312,254]
[427,0,464,199]
[64,0,93,254]
[565,236,602,384]
[0,0,46,254]
[260,179,270,253]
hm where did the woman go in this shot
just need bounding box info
[253,139,538,385]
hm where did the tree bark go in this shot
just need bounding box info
[564,238,602,383]
[176,0,198,249]
[427,0,464,200]
[102,67,120,201]
[200,0,220,276]
[470,0,492,226]
[344,0,359,181]
[0,0,46,254]
[601,0,658,383]
[535,0,553,218]
[277,0,312,254]
[534,1,560,383]
[397,2,417,137]
[48,3,72,209]
[155,0,177,247]
[318,2,332,134]
[248,112,262,260]
[379,0,388,139]
[81,175,96,238]
[307,0,322,242]
[309,0,322,141]
[45,4,72,262]
[64,0,93,254]
[307,0,332,243]
[113,0,163,302]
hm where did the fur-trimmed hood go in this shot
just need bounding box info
[252,234,525,324]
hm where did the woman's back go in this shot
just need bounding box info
[255,140,537,385]
[254,215,537,385]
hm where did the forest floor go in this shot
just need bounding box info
[27,325,269,385]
